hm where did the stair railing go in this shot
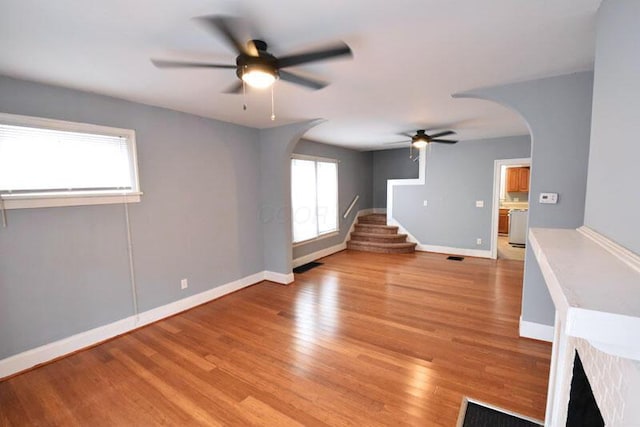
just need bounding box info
[343,195,359,219]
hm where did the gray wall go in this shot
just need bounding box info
[258,121,321,276]
[292,139,373,260]
[372,148,419,208]
[393,136,531,250]
[0,76,263,359]
[584,0,640,255]
[457,71,593,326]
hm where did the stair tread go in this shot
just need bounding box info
[355,224,398,229]
[347,239,416,254]
[348,241,416,248]
[354,224,399,235]
[358,219,386,224]
[351,232,408,239]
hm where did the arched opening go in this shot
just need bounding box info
[257,119,324,282]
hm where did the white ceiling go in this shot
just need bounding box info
[0,0,601,150]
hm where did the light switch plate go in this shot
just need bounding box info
[475,200,484,208]
[423,200,428,207]
[539,193,558,204]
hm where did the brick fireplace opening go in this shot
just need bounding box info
[566,351,604,427]
[529,227,640,426]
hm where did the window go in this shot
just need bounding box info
[0,113,141,209]
[291,155,338,244]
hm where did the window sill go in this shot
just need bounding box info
[293,230,340,247]
[1,192,143,210]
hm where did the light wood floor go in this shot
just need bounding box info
[497,235,526,261]
[0,251,551,426]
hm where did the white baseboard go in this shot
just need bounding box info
[519,316,554,342]
[388,217,492,259]
[0,316,138,381]
[292,243,346,268]
[416,243,492,259]
[263,271,294,284]
[0,270,284,379]
[135,271,266,327]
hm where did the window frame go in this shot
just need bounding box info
[291,154,340,246]
[0,112,142,210]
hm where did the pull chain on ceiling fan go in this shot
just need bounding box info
[151,15,353,119]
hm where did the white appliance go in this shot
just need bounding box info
[508,209,528,245]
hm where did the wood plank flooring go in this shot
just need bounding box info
[0,250,551,426]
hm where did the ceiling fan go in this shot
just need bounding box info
[151,15,353,94]
[388,129,458,160]
[400,129,459,148]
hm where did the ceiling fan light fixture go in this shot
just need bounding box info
[241,65,278,89]
[412,139,428,149]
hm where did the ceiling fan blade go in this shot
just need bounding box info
[195,15,258,56]
[151,59,236,69]
[429,130,455,138]
[383,140,410,145]
[279,70,328,90]
[222,81,243,94]
[397,132,414,138]
[431,139,458,144]
[277,42,352,68]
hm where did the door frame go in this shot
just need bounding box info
[491,157,532,259]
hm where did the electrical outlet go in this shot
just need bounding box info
[475,200,484,208]
[180,278,188,290]
[423,200,428,207]
[476,238,482,245]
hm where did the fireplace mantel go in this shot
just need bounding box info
[529,226,640,361]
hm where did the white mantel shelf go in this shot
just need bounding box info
[529,226,640,361]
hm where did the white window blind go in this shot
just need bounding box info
[316,161,338,234]
[291,156,338,244]
[0,124,133,194]
[0,113,140,210]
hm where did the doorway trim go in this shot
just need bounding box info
[491,157,532,259]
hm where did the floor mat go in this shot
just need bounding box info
[458,399,542,427]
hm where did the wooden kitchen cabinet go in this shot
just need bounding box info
[498,208,510,234]
[506,168,519,192]
[506,167,530,192]
[518,167,530,192]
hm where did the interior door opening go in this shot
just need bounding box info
[491,158,531,260]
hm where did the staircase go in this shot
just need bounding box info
[347,214,416,254]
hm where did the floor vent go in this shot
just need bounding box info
[447,256,464,261]
[293,261,323,274]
